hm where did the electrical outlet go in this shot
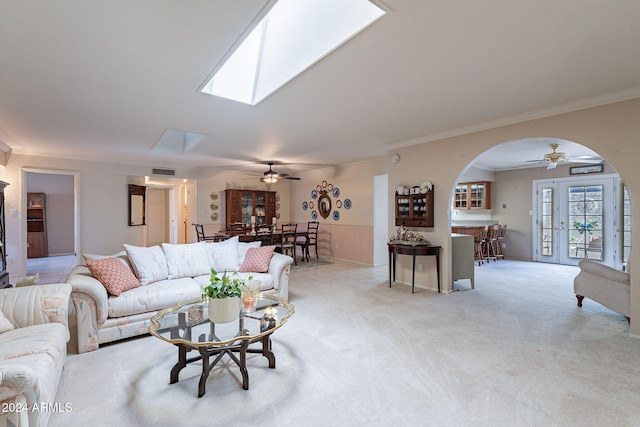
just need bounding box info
[502,243,506,248]
[418,263,423,272]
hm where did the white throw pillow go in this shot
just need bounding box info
[123,244,169,285]
[162,242,211,279]
[238,241,262,265]
[0,310,14,334]
[206,236,240,272]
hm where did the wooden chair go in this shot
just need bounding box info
[194,224,217,242]
[277,223,298,264]
[229,222,250,236]
[473,227,486,266]
[296,221,319,262]
[255,223,274,245]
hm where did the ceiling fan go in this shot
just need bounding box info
[526,143,602,170]
[261,162,301,183]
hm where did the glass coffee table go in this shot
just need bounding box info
[149,294,294,397]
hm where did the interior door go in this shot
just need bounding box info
[533,174,620,268]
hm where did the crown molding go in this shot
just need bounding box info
[389,87,640,150]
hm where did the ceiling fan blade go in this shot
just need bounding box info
[281,176,301,180]
[567,157,602,164]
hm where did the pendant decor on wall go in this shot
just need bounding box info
[304,181,352,221]
[209,192,220,221]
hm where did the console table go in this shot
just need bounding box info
[388,243,441,293]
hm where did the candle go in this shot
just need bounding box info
[244,297,254,309]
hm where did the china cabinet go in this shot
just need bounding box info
[27,192,48,258]
[395,186,434,227]
[0,182,8,287]
[225,189,276,229]
[453,182,491,210]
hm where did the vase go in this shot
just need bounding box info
[208,297,240,323]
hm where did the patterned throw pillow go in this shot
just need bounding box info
[87,257,141,296]
[239,246,275,273]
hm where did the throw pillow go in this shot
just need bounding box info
[87,257,141,296]
[84,250,133,270]
[239,245,276,273]
[206,236,240,272]
[123,244,169,285]
[238,241,262,265]
[162,242,210,279]
[0,310,14,334]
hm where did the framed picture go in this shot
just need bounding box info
[570,164,603,175]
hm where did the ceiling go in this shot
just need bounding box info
[1,0,639,176]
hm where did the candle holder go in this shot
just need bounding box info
[240,280,261,313]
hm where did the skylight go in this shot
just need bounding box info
[200,0,387,105]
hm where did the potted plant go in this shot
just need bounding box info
[202,268,243,323]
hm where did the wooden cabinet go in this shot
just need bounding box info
[0,181,8,287]
[225,189,276,229]
[27,192,48,258]
[453,182,491,209]
[395,187,434,227]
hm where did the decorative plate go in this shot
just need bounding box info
[336,200,342,208]
[276,213,281,219]
[322,180,327,188]
[327,183,333,191]
[316,185,322,192]
[420,181,433,193]
[332,210,340,221]
[276,203,280,210]
[210,192,219,200]
[311,210,318,220]
[343,198,352,209]
[309,201,314,209]
[276,194,280,201]
[311,189,318,199]
[210,212,219,221]
[332,187,340,198]
[210,203,218,211]
[302,201,308,210]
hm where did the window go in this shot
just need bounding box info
[623,185,631,266]
[200,0,387,105]
[541,188,553,256]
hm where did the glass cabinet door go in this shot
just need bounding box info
[241,193,253,224]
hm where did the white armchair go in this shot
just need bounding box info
[574,259,630,320]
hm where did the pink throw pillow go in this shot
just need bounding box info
[239,246,276,273]
[87,257,141,296]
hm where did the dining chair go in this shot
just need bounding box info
[229,222,250,236]
[194,224,217,242]
[277,223,298,264]
[255,223,274,245]
[296,221,319,262]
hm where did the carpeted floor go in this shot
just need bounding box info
[50,260,640,427]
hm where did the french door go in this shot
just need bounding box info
[533,174,621,268]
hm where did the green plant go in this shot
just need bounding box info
[202,268,243,299]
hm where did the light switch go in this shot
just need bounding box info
[10,209,17,217]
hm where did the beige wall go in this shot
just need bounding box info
[389,98,640,336]
[291,158,387,263]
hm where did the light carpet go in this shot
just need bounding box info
[50,260,640,427]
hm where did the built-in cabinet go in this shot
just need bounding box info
[453,182,491,209]
[225,189,276,229]
[395,187,434,227]
[0,182,9,288]
[27,192,48,259]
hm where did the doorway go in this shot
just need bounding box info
[533,174,621,268]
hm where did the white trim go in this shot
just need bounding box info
[389,87,640,149]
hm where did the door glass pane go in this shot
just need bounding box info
[568,185,603,260]
[541,188,553,256]
[623,186,631,266]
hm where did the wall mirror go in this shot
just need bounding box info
[318,191,332,219]
[128,184,146,226]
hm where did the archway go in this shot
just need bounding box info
[448,137,629,289]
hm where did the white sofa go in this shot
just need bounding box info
[0,283,72,427]
[66,238,293,353]
[574,259,630,320]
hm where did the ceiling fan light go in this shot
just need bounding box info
[263,175,278,183]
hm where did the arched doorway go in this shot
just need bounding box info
[449,137,630,270]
